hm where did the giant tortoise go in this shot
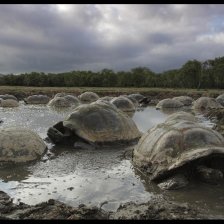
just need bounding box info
[156,98,184,109]
[133,111,224,190]
[48,94,80,109]
[126,95,139,107]
[128,93,145,102]
[47,100,141,148]
[24,95,50,104]
[128,93,151,107]
[216,94,224,107]
[48,96,72,108]
[172,96,193,106]
[54,92,68,98]
[0,94,18,101]
[78,91,99,103]
[110,96,136,114]
[99,96,114,102]
[0,127,47,164]
[0,99,19,107]
[193,97,223,111]
[63,95,80,105]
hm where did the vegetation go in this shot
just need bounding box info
[0,56,224,89]
[0,86,223,101]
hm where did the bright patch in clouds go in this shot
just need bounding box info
[56,4,70,12]
[197,32,224,44]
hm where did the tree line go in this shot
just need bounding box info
[0,56,224,89]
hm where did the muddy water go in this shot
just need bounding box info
[0,103,223,218]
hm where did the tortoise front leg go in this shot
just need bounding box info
[157,174,189,190]
[195,165,223,184]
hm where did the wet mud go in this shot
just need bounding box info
[0,104,223,219]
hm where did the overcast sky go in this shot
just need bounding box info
[0,4,224,74]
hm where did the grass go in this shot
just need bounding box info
[0,86,223,99]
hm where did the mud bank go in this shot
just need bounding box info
[0,86,222,101]
[0,190,209,220]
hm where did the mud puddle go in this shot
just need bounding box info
[0,104,223,218]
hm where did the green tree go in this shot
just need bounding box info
[179,60,202,88]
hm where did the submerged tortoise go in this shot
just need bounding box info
[0,99,19,107]
[54,92,68,98]
[110,96,136,113]
[165,111,197,123]
[193,97,223,111]
[133,111,224,190]
[99,96,114,102]
[48,95,80,109]
[24,95,50,104]
[216,93,224,107]
[78,91,99,103]
[47,100,141,149]
[125,95,139,107]
[128,93,152,107]
[0,94,18,101]
[48,96,72,108]
[128,93,145,102]
[63,95,80,105]
[0,127,47,164]
[172,96,193,106]
[156,98,184,109]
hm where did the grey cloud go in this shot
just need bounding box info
[0,4,224,74]
[147,33,174,45]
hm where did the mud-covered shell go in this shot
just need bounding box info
[25,95,50,104]
[95,99,117,110]
[156,98,184,109]
[48,97,73,107]
[128,94,145,102]
[110,96,136,112]
[0,99,19,107]
[0,127,47,163]
[133,114,224,181]
[99,96,114,102]
[193,97,223,111]
[165,111,197,123]
[0,94,18,101]
[172,96,193,106]
[64,95,80,105]
[216,94,224,106]
[54,92,68,98]
[78,92,99,103]
[126,95,139,107]
[63,101,141,143]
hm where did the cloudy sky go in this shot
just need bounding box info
[0,4,224,74]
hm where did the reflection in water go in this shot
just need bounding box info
[0,104,223,217]
[132,106,167,132]
[1,148,152,211]
[157,106,192,115]
[132,165,162,194]
[0,103,69,140]
[0,164,32,182]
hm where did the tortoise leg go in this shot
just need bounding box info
[196,165,223,184]
[157,174,189,190]
[47,127,64,143]
[47,121,74,144]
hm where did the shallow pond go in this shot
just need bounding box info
[0,102,223,218]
